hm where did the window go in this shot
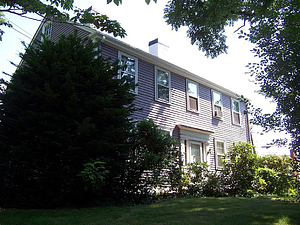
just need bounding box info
[119,52,138,93]
[179,125,212,166]
[231,98,241,125]
[215,140,225,169]
[187,80,199,112]
[212,90,223,119]
[41,21,52,41]
[155,67,170,103]
[189,142,205,164]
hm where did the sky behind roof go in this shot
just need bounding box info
[0,0,291,156]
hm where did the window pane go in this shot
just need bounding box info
[232,100,239,112]
[218,155,224,167]
[217,142,224,154]
[121,56,135,75]
[157,85,169,101]
[188,81,198,97]
[122,72,135,86]
[233,112,240,124]
[189,96,198,111]
[191,144,201,163]
[157,70,169,86]
[213,92,222,106]
[214,105,222,111]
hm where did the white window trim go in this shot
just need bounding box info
[118,51,138,94]
[41,21,52,42]
[215,139,226,170]
[180,139,208,166]
[186,79,200,113]
[211,90,223,119]
[231,98,241,126]
[155,66,171,103]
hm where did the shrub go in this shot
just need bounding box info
[222,142,257,196]
[123,119,182,202]
[184,162,209,197]
[255,155,298,196]
[203,172,226,197]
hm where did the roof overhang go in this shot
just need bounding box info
[177,124,213,143]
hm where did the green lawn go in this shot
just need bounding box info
[1,197,299,225]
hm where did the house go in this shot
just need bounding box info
[30,17,252,172]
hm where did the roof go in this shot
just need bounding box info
[80,25,241,99]
[31,19,242,99]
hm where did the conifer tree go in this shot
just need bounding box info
[0,32,136,207]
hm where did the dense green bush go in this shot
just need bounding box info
[123,119,182,203]
[203,172,226,197]
[254,155,298,196]
[222,142,257,196]
[184,162,209,197]
[180,142,298,198]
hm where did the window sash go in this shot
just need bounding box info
[212,90,223,118]
[156,67,170,102]
[231,98,241,125]
[189,96,198,111]
[216,141,225,168]
[233,112,241,124]
[119,52,138,93]
[188,142,205,164]
[191,143,201,163]
[41,22,52,41]
[187,80,199,111]
[212,91,222,106]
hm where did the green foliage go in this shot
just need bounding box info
[124,119,182,203]
[180,162,226,197]
[78,160,109,193]
[222,142,257,196]
[184,162,209,197]
[203,172,226,197]
[107,0,157,5]
[254,155,298,196]
[247,0,300,152]
[0,0,127,40]
[254,167,279,194]
[0,32,136,207]
[179,143,298,198]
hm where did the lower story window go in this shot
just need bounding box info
[183,141,206,165]
[215,140,225,169]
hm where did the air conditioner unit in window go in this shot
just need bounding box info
[215,110,223,118]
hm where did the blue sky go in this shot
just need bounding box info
[0,0,291,156]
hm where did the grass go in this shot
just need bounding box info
[1,197,300,225]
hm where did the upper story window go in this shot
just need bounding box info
[119,52,138,93]
[187,79,199,112]
[155,66,171,103]
[41,21,52,41]
[215,140,225,169]
[231,98,241,125]
[212,90,223,119]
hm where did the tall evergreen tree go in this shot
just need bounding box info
[0,32,136,207]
